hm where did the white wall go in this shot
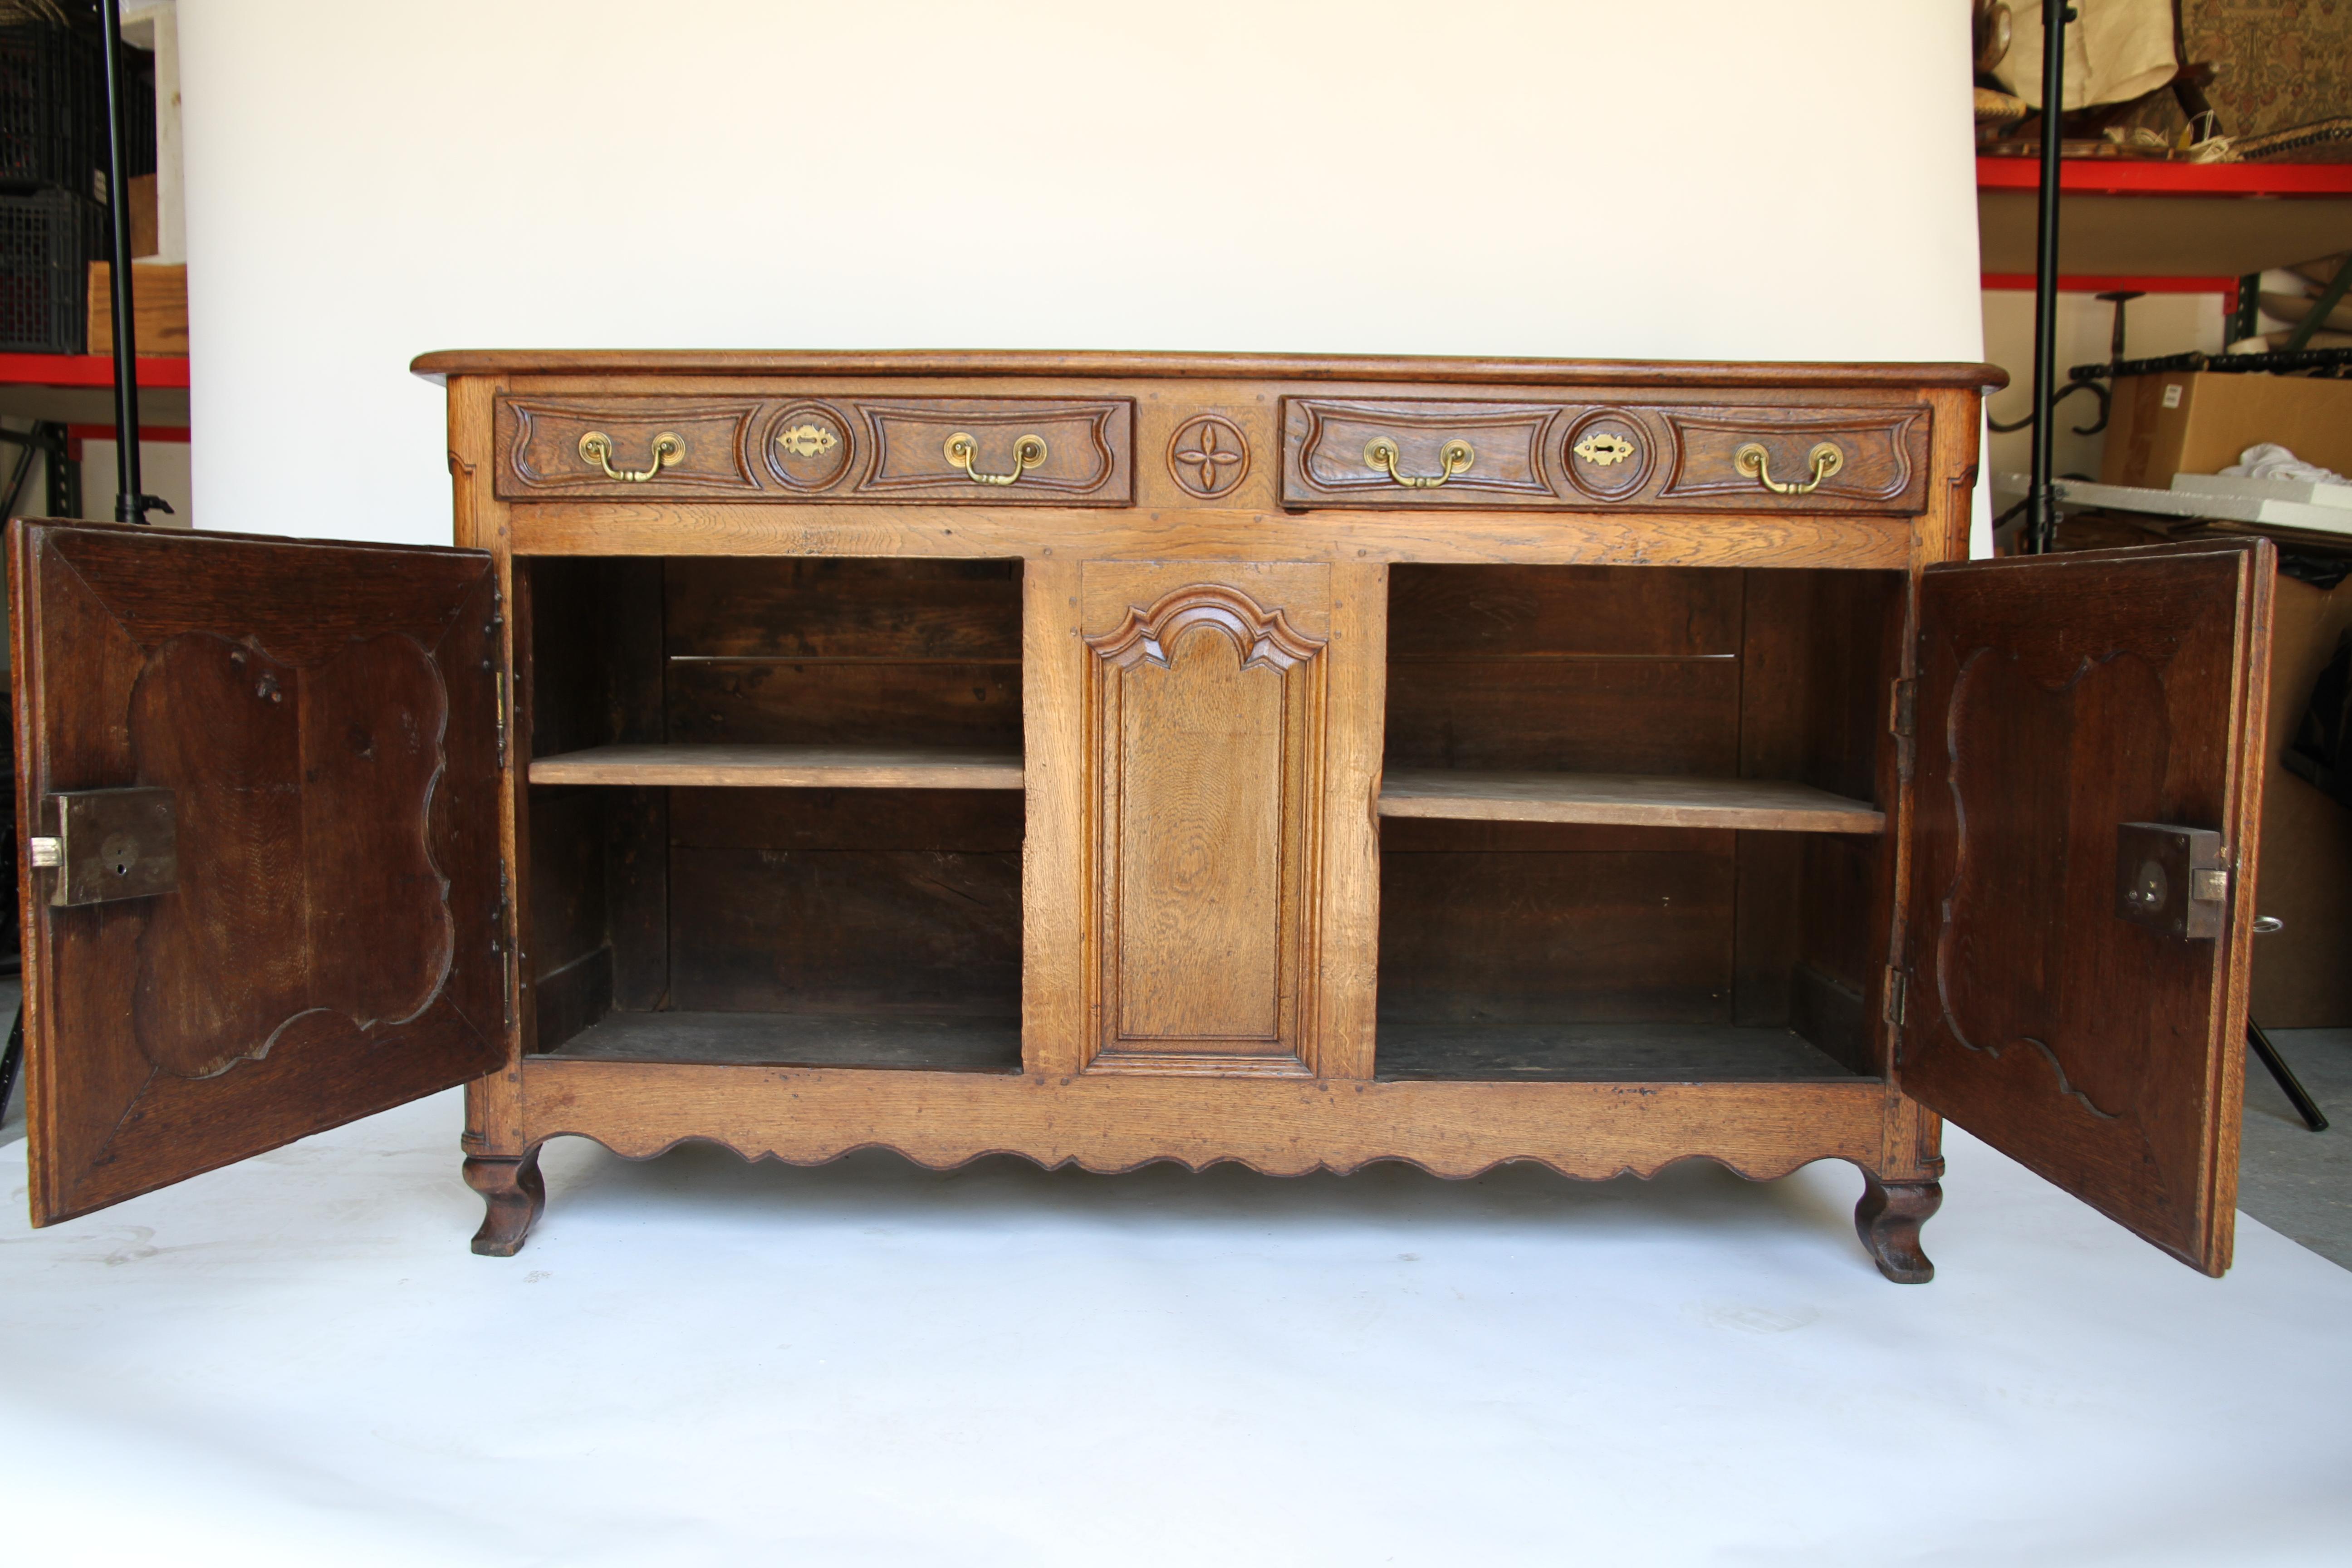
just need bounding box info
[177,0,1987,547]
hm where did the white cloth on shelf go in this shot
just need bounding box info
[1995,0,2179,111]
[2221,443,2350,485]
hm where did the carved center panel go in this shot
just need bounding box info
[1085,578,1328,1076]
[127,632,455,1080]
[1931,645,2172,1123]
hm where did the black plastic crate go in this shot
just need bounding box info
[0,12,156,199]
[0,18,103,196]
[0,187,102,353]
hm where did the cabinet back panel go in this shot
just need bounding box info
[1377,829,1735,1024]
[529,788,610,981]
[668,786,1021,853]
[662,556,1022,750]
[1387,565,1742,659]
[665,660,1020,749]
[668,846,1020,1013]
[663,788,1020,1015]
[526,557,667,758]
[1386,660,1741,774]
[664,557,1023,661]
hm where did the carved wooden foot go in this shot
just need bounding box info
[1855,1172,1942,1284]
[464,1149,546,1257]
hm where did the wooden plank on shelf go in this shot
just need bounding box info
[87,262,188,357]
[528,743,1024,789]
[1378,768,1884,833]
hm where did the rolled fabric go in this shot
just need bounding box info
[2221,443,2350,485]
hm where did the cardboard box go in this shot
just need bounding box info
[2251,570,2352,1027]
[2101,372,2352,488]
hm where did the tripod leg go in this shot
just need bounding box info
[0,1004,21,1125]
[2249,1018,2329,1132]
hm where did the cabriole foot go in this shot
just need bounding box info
[1855,1172,1941,1284]
[464,1149,546,1257]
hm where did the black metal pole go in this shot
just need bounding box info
[2026,2,2072,555]
[98,0,149,525]
[2248,1019,2330,1132]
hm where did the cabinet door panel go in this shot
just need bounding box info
[9,521,506,1225]
[1028,562,1383,1079]
[1904,540,2271,1274]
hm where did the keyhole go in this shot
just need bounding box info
[255,672,282,703]
[101,833,138,877]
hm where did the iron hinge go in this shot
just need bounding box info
[487,580,509,769]
[1883,967,1908,1027]
[493,864,514,1031]
[1890,678,1916,738]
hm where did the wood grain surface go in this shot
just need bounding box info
[11,521,506,1225]
[1081,564,1333,1075]
[529,743,1024,789]
[414,348,2004,390]
[516,1055,1900,1182]
[1378,769,1884,833]
[1903,540,2272,1274]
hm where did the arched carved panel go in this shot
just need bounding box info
[1084,578,1328,1076]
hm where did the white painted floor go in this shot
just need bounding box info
[2,1088,2348,1568]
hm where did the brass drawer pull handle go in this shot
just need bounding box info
[578,430,684,483]
[945,431,1048,486]
[1734,441,1843,495]
[1365,436,1474,489]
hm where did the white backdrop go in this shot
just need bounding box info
[175,0,1987,546]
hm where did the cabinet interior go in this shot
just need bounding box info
[519,556,1904,1084]
[1376,564,1904,1083]
[522,556,1026,1071]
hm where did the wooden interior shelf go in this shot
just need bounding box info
[1375,1023,1872,1083]
[543,1009,1023,1073]
[1377,768,1884,833]
[528,743,1024,789]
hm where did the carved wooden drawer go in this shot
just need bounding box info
[1280,397,1931,513]
[1644,404,1931,512]
[497,397,767,499]
[1282,398,1563,505]
[495,394,1134,504]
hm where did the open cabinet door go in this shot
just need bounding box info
[1904,539,2272,1275]
[8,520,507,1226]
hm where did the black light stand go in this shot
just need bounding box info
[2024,0,2072,555]
[98,0,167,526]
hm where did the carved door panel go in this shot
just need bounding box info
[1047,562,1381,1078]
[9,520,506,1225]
[1904,540,2273,1274]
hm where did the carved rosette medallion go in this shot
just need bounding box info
[1167,413,1251,500]
[1561,408,1652,501]
[763,401,855,491]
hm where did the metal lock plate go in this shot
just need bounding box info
[36,787,179,907]
[2115,822,2227,940]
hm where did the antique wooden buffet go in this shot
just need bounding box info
[8,351,2277,1282]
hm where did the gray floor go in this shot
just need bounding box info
[2237,1028,2352,1269]
[0,983,2344,1270]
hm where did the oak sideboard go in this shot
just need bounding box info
[9,351,2275,1281]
